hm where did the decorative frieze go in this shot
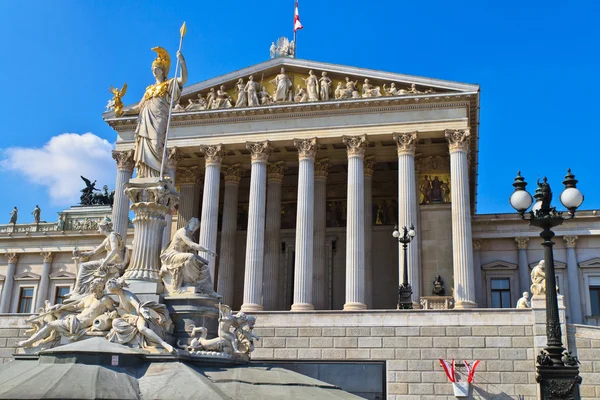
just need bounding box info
[246,141,272,163]
[563,235,578,249]
[364,156,376,177]
[267,161,286,182]
[342,135,368,158]
[223,164,242,185]
[293,138,318,160]
[41,252,54,263]
[176,166,202,186]
[6,253,18,264]
[415,155,450,172]
[111,149,135,171]
[392,132,418,156]
[314,158,330,180]
[445,129,470,153]
[199,144,225,166]
[515,237,529,250]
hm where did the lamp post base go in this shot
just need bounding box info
[536,363,581,400]
[397,283,413,310]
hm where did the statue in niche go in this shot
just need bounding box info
[319,71,332,100]
[245,75,260,107]
[105,278,175,353]
[531,260,546,296]
[214,85,233,109]
[18,277,115,347]
[433,275,445,296]
[259,86,272,105]
[206,88,216,110]
[32,205,41,224]
[270,67,293,102]
[123,47,187,178]
[302,70,319,101]
[234,78,247,108]
[160,217,220,297]
[9,206,17,224]
[71,218,129,299]
[516,292,531,308]
[186,93,207,111]
[294,85,308,102]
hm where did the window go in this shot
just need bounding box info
[17,287,34,313]
[590,286,600,316]
[490,278,511,308]
[55,287,70,305]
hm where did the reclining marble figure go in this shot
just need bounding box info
[160,217,220,297]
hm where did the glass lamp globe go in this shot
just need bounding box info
[509,190,533,213]
[408,229,416,238]
[560,187,584,211]
[531,200,542,214]
[392,227,400,238]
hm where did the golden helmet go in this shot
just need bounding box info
[151,46,171,74]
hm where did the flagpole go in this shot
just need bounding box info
[159,22,187,179]
[293,0,297,57]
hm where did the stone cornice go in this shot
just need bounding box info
[199,144,225,166]
[293,138,318,161]
[222,164,242,185]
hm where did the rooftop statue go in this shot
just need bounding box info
[9,206,17,224]
[108,83,127,117]
[31,205,41,224]
[160,217,220,297]
[79,176,99,205]
[123,47,188,178]
[270,37,295,58]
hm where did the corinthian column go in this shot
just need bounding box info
[217,164,241,306]
[241,141,272,312]
[162,148,184,247]
[343,135,368,311]
[515,237,530,295]
[176,167,202,229]
[0,253,18,313]
[36,252,54,310]
[111,150,134,239]
[393,132,421,306]
[445,129,476,308]
[263,161,286,310]
[198,144,225,279]
[563,235,583,324]
[313,158,329,310]
[363,156,376,308]
[292,138,318,311]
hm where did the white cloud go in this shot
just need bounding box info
[1,133,115,206]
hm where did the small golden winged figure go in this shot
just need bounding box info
[108,83,128,117]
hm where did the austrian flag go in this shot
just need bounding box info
[294,0,303,31]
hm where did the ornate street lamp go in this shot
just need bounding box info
[393,224,416,309]
[509,169,583,399]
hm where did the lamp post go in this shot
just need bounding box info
[393,224,416,309]
[508,169,583,399]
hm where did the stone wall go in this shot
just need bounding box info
[0,315,30,363]
[568,324,600,399]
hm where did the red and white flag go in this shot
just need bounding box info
[294,0,303,32]
[463,360,481,384]
[439,359,455,383]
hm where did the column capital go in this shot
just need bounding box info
[392,132,418,156]
[445,129,470,153]
[223,164,242,185]
[342,135,368,159]
[176,166,202,186]
[293,138,318,160]
[246,141,272,163]
[267,161,286,182]
[111,149,135,172]
[5,252,18,264]
[515,237,529,250]
[166,147,185,169]
[314,158,330,180]
[199,144,225,166]
[364,156,376,177]
[563,235,578,248]
[473,239,483,251]
[41,252,54,263]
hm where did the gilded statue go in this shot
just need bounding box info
[108,83,127,117]
[124,47,188,178]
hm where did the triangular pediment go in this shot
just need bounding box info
[529,260,566,269]
[50,270,76,280]
[482,261,517,270]
[14,271,41,280]
[579,257,600,268]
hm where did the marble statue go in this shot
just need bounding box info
[79,176,99,205]
[531,260,546,295]
[245,75,260,107]
[124,47,188,178]
[383,83,399,96]
[172,101,186,113]
[319,71,332,100]
[361,79,381,98]
[234,314,259,354]
[234,78,247,108]
[302,70,319,101]
[18,277,115,347]
[334,82,344,99]
[105,278,175,353]
[269,42,277,59]
[516,292,531,308]
[272,37,295,58]
[206,88,216,110]
[56,215,65,231]
[71,219,129,299]
[336,78,358,99]
[108,83,127,117]
[270,67,293,102]
[294,85,308,103]
[31,205,41,224]
[259,86,272,105]
[159,217,220,297]
[214,85,233,109]
[9,206,17,224]
[432,275,445,296]
[186,94,208,111]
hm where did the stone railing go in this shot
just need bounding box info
[0,223,58,234]
[584,315,600,326]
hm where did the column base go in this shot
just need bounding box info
[240,303,264,312]
[291,303,314,311]
[343,302,367,311]
[454,300,478,309]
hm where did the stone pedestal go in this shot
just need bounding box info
[123,178,179,296]
[163,295,220,345]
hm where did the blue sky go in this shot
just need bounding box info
[0,1,598,223]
